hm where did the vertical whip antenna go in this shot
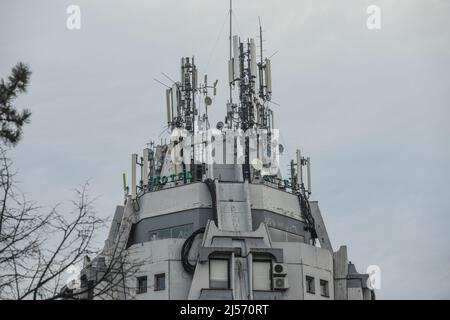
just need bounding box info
[258,16,265,101]
[229,0,233,104]
[258,16,263,66]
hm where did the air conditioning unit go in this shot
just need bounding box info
[273,263,287,276]
[273,276,289,290]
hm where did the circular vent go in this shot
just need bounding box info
[275,278,285,287]
[274,264,284,273]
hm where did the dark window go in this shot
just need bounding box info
[149,231,158,241]
[136,276,147,294]
[154,273,166,291]
[306,276,315,294]
[320,279,329,297]
[148,224,193,241]
[172,224,193,239]
[150,227,171,241]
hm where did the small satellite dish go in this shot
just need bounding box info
[251,158,263,171]
[278,144,284,154]
[216,121,224,130]
[204,96,212,106]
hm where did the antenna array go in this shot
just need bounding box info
[165,57,218,134]
[226,31,274,131]
[164,57,198,133]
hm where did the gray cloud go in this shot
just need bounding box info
[1,0,449,299]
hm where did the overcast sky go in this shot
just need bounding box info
[1,0,449,299]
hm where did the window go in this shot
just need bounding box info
[136,276,147,294]
[154,273,165,291]
[320,279,329,297]
[149,224,193,241]
[149,231,158,241]
[253,261,272,291]
[154,273,166,291]
[268,227,305,243]
[209,259,229,289]
[150,227,171,241]
[172,224,193,239]
[306,276,315,294]
[268,227,286,242]
[286,232,305,243]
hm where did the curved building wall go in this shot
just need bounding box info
[128,182,310,246]
[128,209,310,246]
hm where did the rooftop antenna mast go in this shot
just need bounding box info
[229,0,233,104]
[258,16,265,100]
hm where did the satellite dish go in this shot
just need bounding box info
[251,158,263,171]
[204,96,212,106]
[278,144,284,155]
[216,121,224,130]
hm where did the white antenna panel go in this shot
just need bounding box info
[165,88,172,124]
[233,35,240,78]
[227,102,233,114]
[193,66,198,89]
[265,58,272,94]
[131,154,137,200]
[307,157,311,194]
[250,38,257,78]
[181,58,185,87]
[228,60,234,84]
[296,149,302,186]
[213,80,218,96]
[172,83,180,114]
[256,103,260,125]
[143,148,149,186]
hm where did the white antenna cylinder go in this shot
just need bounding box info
[265,58,272,94]
[166,89,172,124]
[143,149,149,187]
[250,38,257,78]
[307,157,311,194]
[131,153,137,200]
[233,35,240,78]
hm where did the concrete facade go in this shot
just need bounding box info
[73,180,374,300]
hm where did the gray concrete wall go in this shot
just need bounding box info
[333,246,349,300]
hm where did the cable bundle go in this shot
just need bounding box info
[181,228,205,274]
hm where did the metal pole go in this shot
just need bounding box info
[229,0,233,104]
